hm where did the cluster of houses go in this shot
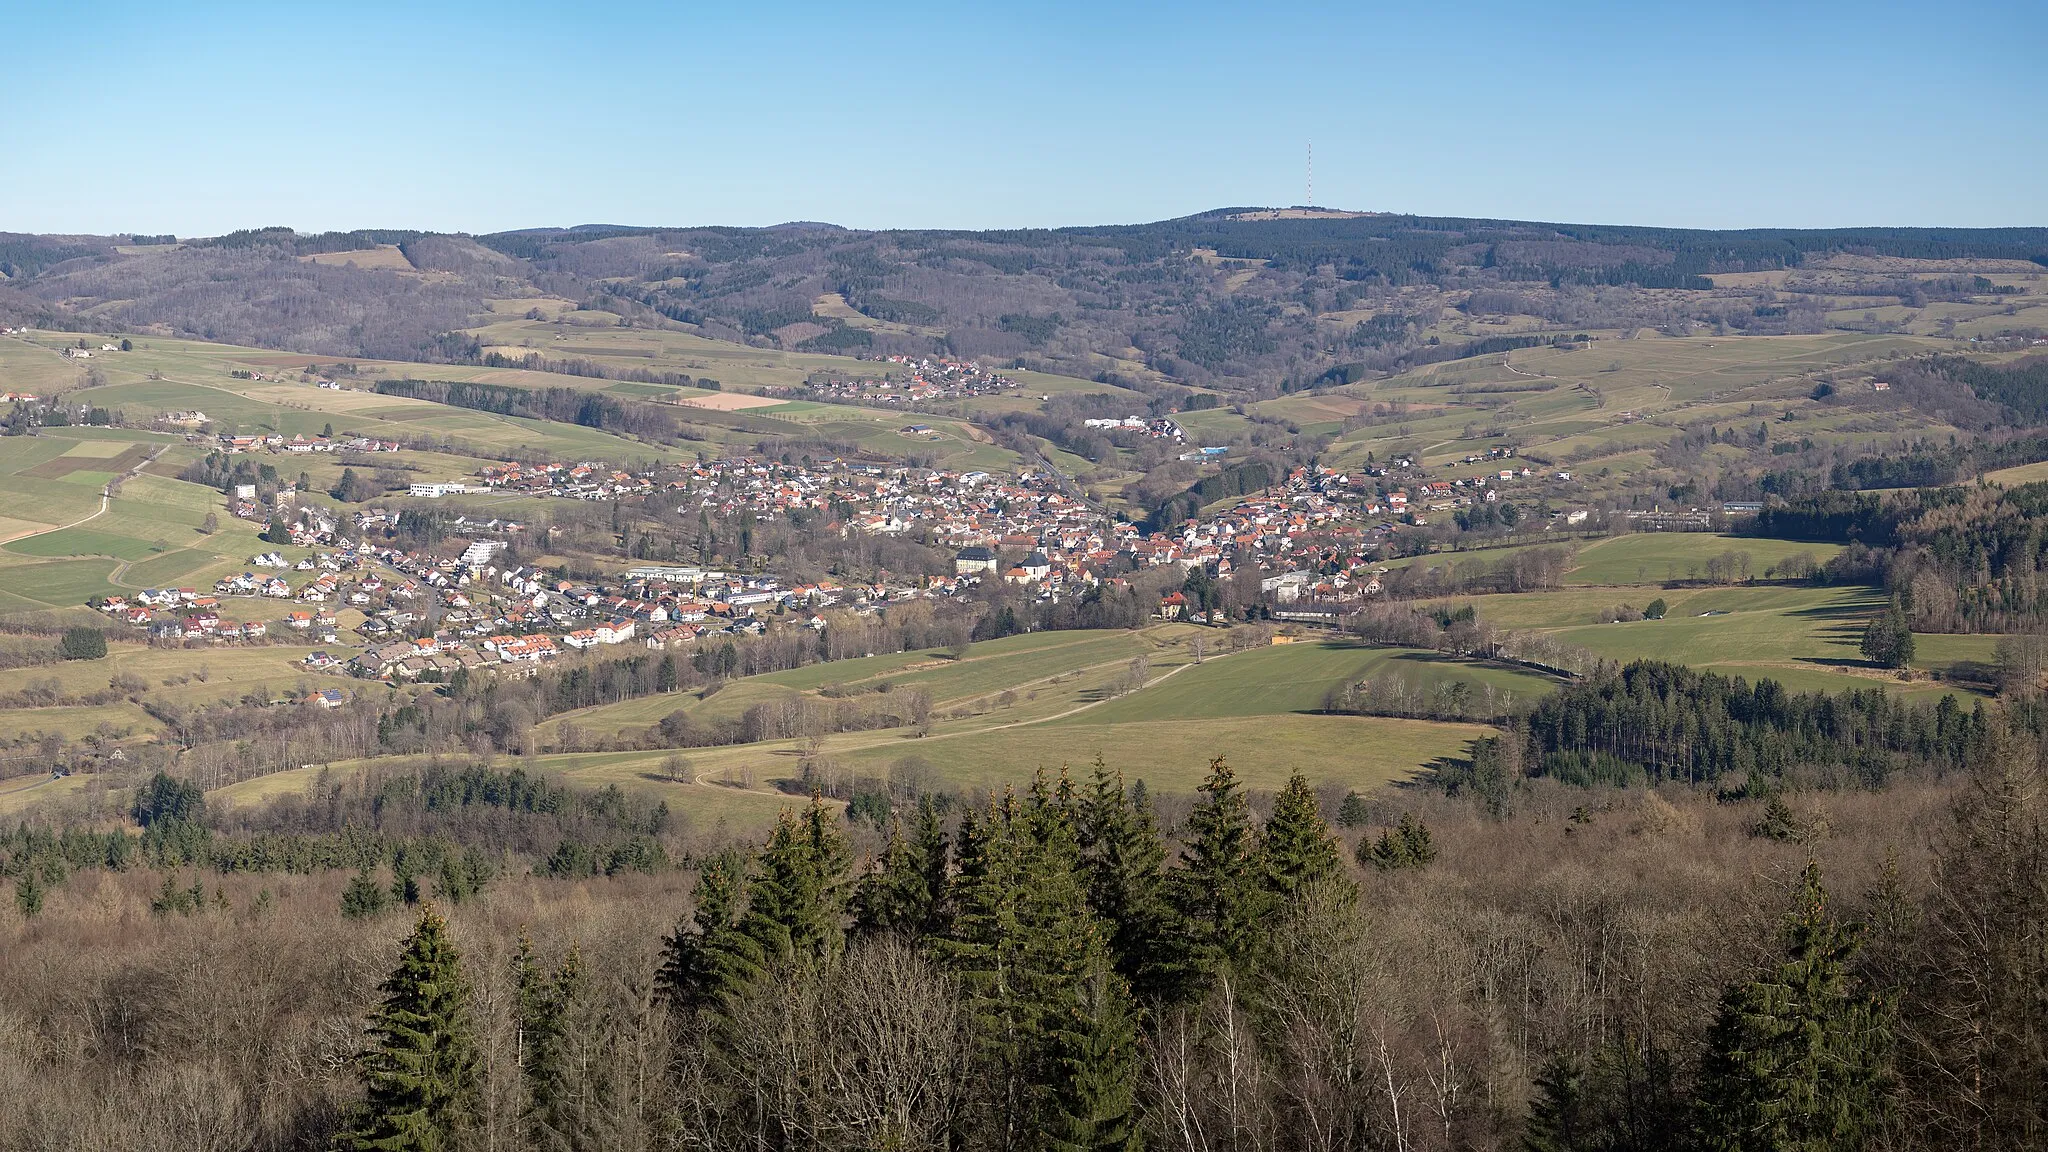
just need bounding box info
[338,558,861,680]
[210,431,402,454]
[94,587,316,643]
[74,427,1602,689]
[791,356,1021,405]
[476,461,656,500]
[1081,416,1187,442]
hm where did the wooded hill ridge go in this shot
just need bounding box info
[3,211,2045,388]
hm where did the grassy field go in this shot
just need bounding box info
[0,429,317,616]
[0,772,93,817]
[1441,582,1987,699]
[504,626,1520,832]
[0,642,356,734]
[1068,641,1555,724]
[542,629,1191,740]
[1562,533,1846,585]
[1984,459,2048,487]
[828,714,1487,794]
[1286,329,1955,509]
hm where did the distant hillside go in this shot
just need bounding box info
[3,213,2045,391]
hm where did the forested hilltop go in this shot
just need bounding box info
[3,212,2045,386]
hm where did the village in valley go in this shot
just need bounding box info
[79,414,1586,703]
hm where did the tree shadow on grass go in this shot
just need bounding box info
[1783,597,1884,622]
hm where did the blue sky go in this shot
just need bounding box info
[3,0,2042,235]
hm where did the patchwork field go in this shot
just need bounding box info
[4,327,1062,475]
[1297,329,1958,506]
[21,441,154,478]
[1065,641,1555,725]
[0,431,318,617]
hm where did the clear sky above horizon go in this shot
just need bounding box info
[4,0,2043,237]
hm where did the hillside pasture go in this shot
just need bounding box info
[1563,533,1845,585]
[1067,641,1556,725]
[513,628,1513,833]
[1448,582,1987,699]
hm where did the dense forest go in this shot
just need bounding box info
[1513,660,1988,789]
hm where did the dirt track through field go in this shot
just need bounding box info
[1,444,163,546]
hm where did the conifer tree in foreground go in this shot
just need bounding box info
[852,794,951,940]
[516,936,611,1152]
[1173,757,1269,980]
[348,906,480,1152]
[659,795,850,1017]
[1693,861,1894,1151]
[1077,758,1187,1004]
[943,776,1143,1151]
[655,848,746,1012]
[737,795,851,969]
[1262,770,1344,900]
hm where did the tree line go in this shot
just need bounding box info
[1752,480,2048,632]
[374,378,690,444]
[1513,660,1990,789]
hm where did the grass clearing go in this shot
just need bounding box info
[1450,582,1989,699]
[1068,641,1556,724]
[830,714,1488,795]
[1564,534,1845,585]
[1985,459,2048,487]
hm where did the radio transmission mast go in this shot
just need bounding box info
[1306,142,1313,208]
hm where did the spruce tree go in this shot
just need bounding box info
[343,869,390,919]
[14,870,44,918]
[940,793,1030,1141]
[1263,771,1345,900]
[738,795,851,966]
[1523,1054,1589,1152]
[943,777,1143,1151]
[851,795,949,940]
[1524,1038,1689,1152]
[656,848,747,1012]
[1173,757,1268,978]
[349,906,481,1152]
[1694,862,1894,1151]
[1077,758,1187,1003]
[911,794,953,934]
[517,938,609,1152]
[683,796,851,1014]
[515,935,565,1142]
[1362,813,1438,871]
[1335,790,1370,828]
[1047,958,1144,1152]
